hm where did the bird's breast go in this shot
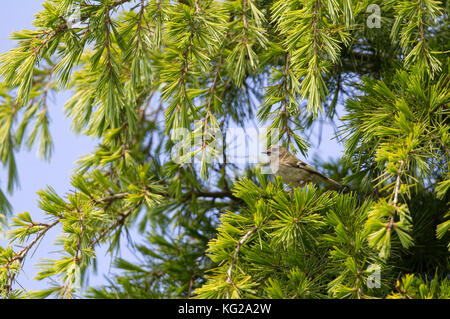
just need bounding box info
[276,164,311,185]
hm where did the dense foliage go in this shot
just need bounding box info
[0,0,448,299]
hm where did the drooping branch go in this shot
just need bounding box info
[90,201,142,247]
[4,219,60,296]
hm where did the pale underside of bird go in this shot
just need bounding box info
[262,145,342,190]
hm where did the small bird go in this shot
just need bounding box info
[263,145,342,190]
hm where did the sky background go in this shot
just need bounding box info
[0,0,129,293]
[0,0,344,295]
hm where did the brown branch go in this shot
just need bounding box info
[74,209,85,263]
[104,5,113,70]
[417,1,425,43]
[5,219,60,295]
[187,269,198,298]
[280,52,292,145]
[90,202,141,247]
[203,49,226,149]
[135,0,146,48]
[194,190,236,200]
[241,0,248,45]
[312,1,322,61]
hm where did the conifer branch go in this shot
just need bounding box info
[5,219,60,296]
[0,0,448,300]
[225,225,259,298]
[428,130,450,158]
[224,218,269,298]
[90,201,142,247]
[74,208,85,263]
[387,160,404,232]
[93,192,129,204]
[281,52,292,145]
[241,0,248,45]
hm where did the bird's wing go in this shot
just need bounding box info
[279,150,342,189]
[280,152,328,180]
[296,161,330,181]
[296,161,342,188]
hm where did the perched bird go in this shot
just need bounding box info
[263,145,342,190]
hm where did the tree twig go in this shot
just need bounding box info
[225,224,262,298]
[5,219,60,295]
[428,130,450,158]
[387,160,404,231]
[91,202,142,247]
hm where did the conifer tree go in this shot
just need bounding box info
[0,0,448,299]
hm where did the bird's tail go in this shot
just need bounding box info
[325,177,344,191]
[326,178,353,193]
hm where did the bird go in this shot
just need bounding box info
[262,145,343,190]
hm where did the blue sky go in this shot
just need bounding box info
[0,1,123,293]
[0,0,344,295]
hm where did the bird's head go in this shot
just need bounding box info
[263,145,288,156]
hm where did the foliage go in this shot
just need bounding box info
[0,0,448,299]
[387,273,450,299]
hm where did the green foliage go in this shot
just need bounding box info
[342,69,449,259]
[195,175,391,298]
[387,273,450,299]
[390,0,445,75]
[0,0,448,299]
